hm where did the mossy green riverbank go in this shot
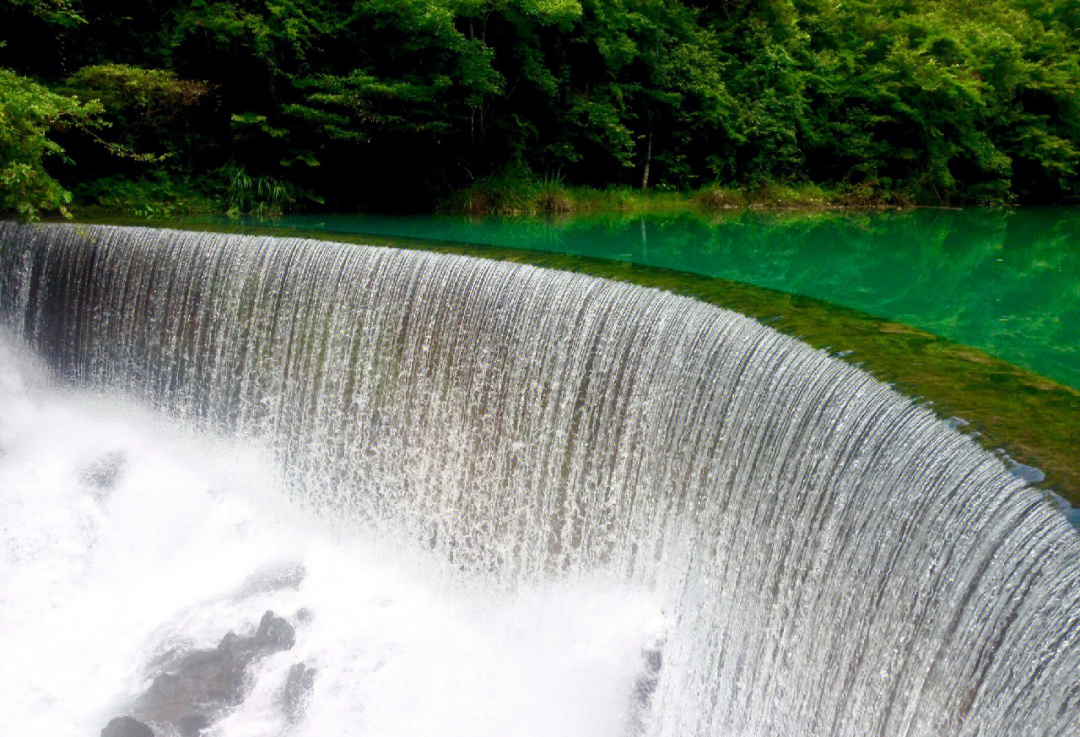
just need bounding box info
[66,179,910,223]
[79,218,1079,510]
[437,181,909,216]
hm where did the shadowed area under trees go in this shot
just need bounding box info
[2,0,1080,219]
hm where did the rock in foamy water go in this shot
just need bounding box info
[254,609,296,650]
[235,562,306,600]
[101,716,154,737]
[282,662,317,723]
[82,451,126,496]
[107,611,297,737]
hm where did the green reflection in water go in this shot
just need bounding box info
[209,208,1080,391]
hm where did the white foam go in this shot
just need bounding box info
[0,330,663,737]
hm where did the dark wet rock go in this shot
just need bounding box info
[140,648,247,722]
[629,641,664,735]
[82,451,126,499]
[281,663,317,724]
[145,642,189,671]
[255,610,296,650]
[128,610,296,737]
[101,716,154,737]
[295,607,313,624]
[176,713,211,737]
[235,563,306,600]
[635,644,663,704]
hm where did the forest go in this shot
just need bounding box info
[2,0,1079,219]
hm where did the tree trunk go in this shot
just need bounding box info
[641,129,653,190]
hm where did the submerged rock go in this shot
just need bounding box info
[235,562,306,600]
[113,610,296,737]
[630,641,664,735]
[281,662,317,723]
[635,644,663,704]
[82,451,126,498]
[101,716,154,737]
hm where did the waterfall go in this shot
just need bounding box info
[1,222,1078,736]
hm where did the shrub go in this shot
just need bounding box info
[0,68,102,220]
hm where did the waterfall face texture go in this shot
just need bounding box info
[1,223,1078,736]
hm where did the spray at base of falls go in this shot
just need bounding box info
[0,330,663,737]
[1,223,1078,736]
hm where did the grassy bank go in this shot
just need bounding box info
[67,168,320,221]
[440,176,915,216]
[63,176,917,222]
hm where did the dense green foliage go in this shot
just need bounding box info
[2,0,1080,217]
[0,67,102,220]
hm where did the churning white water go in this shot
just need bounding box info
[0,330,664,737]
[1,223,1079,736]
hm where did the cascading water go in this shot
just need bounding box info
[1,222,1078,736]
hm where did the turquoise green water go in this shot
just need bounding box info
[203,208,1080,389]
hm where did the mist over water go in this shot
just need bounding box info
[0,329,663,737]
[1,223,1079,736]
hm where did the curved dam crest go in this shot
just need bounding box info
[1,222,1078,736]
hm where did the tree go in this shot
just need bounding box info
[0,67,102,220]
